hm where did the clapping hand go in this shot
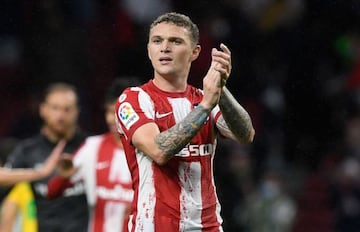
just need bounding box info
[202,43,232,109]
[57,153,77,179]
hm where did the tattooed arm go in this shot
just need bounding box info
[155,105,210,161]
[207,44,254,143]
[218,87,255,144]
[132,105,211,165]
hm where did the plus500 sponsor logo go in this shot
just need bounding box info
[175,144,213,157]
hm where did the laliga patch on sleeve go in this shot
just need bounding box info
[118,102,139,130]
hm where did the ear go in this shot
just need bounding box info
[190,45,201,62]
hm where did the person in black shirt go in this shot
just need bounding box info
[0,139,65,186]
[5,83,89,232]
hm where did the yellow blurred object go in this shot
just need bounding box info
[0,182,37,232]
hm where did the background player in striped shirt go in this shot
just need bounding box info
[48,77,140,232]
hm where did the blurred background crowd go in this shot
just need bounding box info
[1,0,360,231]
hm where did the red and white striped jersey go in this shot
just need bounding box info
[72,133,134,232]
[115,80,231,232]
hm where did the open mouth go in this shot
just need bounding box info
[159,57,172,64]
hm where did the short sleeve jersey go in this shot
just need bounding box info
[115,80,224,232]
[71,133,133,232]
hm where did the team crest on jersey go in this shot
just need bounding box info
[118,102,139,129]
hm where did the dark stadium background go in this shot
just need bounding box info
[1,1,360,231]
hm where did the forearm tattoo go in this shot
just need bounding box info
[219,87,253,142]
[155,105,211,158]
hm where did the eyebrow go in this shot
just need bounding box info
[150,35,185,42]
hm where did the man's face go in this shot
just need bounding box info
[40,90,79,137]
[147,22,200,78]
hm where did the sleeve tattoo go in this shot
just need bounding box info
[155,105,210,158]
[219,87,254,143]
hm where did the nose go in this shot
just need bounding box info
[160,41,170,52]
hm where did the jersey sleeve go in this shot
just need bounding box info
[47,176,73,199]
[115,87,154,142]
[212,105,236,139]
[72,140,89,169]
[71,138,92,183]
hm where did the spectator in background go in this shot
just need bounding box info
[22,0,90,90]
[120,0,172,25]
[329,112,360,232]
[330,157,360,232]
[5,82,89,232]
[242,171,297,232]
[47,77,140,232]
[115,12,255,231]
